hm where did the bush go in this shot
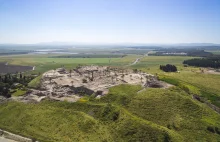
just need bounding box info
[160,64,177,72]
[133,69,138,73]
[100,103,119,121]
[207,126,215,133]
[215,127,220,135]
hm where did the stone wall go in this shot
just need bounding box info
[71,86,94,96]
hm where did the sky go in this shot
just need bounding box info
[0,0,220,44]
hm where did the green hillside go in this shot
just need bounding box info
[0,84,220,142]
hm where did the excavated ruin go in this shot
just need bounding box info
[16,65,172,103]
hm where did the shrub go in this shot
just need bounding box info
[160,64,177,72]
[207,126,215,133]
[133,69,138,73]
[100,103,119,121]
[215,127,220,135]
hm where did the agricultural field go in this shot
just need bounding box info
[0,54,124,75]
[0,62,33,74]
[206,50,220,55]
[130,56,195,73]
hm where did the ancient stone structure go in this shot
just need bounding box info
[12,65,171,103]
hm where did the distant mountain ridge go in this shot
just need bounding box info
[0,42,220,50]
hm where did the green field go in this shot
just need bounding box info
[0,54,144,75]
[206,50,220,55]
[0,54,220,141]
[131,56,195,72]
[0,54,123,75]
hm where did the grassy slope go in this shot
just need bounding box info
[1,85,219,141]
[0,101,113,142]
[128,88,220,141]
[132,56,220,107]
[28,75,42,88]
[11,89,26,96]
[0,100,174,142]
[159,72,220,107]
[162,72,220,96]
[99,85,220,142]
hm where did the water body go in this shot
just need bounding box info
[31,48,79,55]
[30,52,78,54]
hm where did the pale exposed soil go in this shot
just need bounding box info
[205,69,220,75]
[0,137,17,142]
[197,68,220,75]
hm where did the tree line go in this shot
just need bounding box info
[183,56,220,68]
[0,73,34,98]
[150,49,213,57]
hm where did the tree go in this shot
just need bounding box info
[183,56,220,68]
[160,64,177,72]
[20,73,22,79]
[133,69,138,73]
[4,75,8,83]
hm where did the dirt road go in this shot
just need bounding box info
[131,58,141,65]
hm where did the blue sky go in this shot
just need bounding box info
[0,0,220,44]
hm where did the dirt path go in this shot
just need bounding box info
[131,58,141,65]
[128,56,144,66]
[0,137,17,142]
[129,53,149,66]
